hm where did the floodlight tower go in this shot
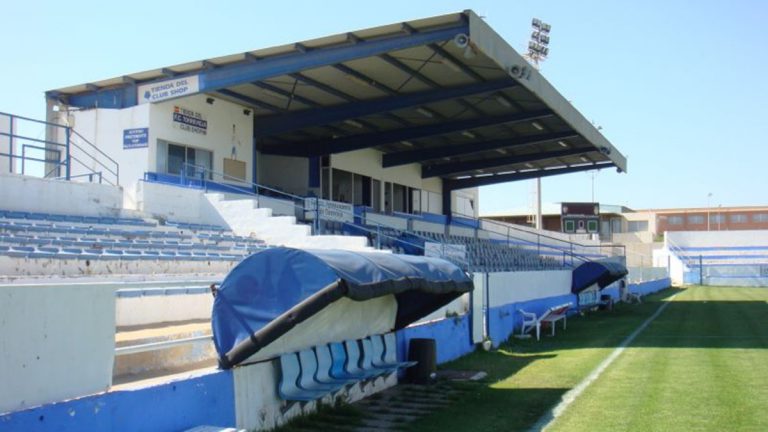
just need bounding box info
[526,18,552,69]
[525,18,552,230]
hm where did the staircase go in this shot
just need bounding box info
[204,193,372,251]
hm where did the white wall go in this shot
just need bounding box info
[488,270,572,306]
[150,94,253,182]
[69,104,150,192]
[627,266,668,283]
[257,154,308,195]
[135,181,226,225]
[116,293,213,327]
[0,173,124,216]
[0,284,115,413]
[668,230,768,248]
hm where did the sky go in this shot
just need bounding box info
[2,1,766,214]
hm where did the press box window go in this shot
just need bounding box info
[157,140,212,178]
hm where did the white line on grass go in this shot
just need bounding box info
[528,293,680,432]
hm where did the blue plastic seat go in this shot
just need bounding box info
[381,333,417,369]
[344,340,381,379]
[360,338,395,376]
[278,353,328,402]
[328,342,366,380]
[315,344,355,386]
[297,349,342,393]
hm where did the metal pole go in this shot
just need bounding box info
[699,254,704,286]
[8,114,14,173]
[65,128,71,180]
[314,197,320,235]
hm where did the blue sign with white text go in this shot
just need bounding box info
[123,128,149,149]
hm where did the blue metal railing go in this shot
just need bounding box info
[0,111,119,186]
[167,163,470,269]
[143,164,579,272]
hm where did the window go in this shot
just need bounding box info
[687,215,705,224]
[627,221,649,232]
[709,214,725,224]
[753,213,768,223]
[730,214,747,223]
[158,141,212,178]
[668,216,684,225]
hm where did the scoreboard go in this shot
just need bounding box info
[561,202,599,234]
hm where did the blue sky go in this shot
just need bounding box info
[2,1,766,213]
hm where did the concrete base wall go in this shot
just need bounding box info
[0,173,123,217]
[0,284,116,413]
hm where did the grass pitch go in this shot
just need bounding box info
[405,286,768,432]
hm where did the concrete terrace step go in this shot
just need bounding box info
[114,321,216,383]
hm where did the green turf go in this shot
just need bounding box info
[404,286,768,432]
[547,286,768,432]
[403,288,680,432]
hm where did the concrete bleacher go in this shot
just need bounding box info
[0,209,268,278]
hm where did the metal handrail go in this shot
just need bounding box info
[115,335,212,356]
[174,163,465,266]
[472,214,625,257]
[69,129,120,185]
[1,111,120,185]
[140,163,581,271]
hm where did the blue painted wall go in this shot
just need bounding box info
[396,314,474,365]
[487,293,576,347]
[630,278,671,296]
[0,370,235,432]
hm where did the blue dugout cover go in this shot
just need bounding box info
[571,259,628,294]
[212,247,473,368]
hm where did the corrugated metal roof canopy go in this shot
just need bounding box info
[48,10,627,191]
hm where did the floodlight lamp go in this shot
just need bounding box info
[532,18,542,28]
[541,23,552,33]
[540,35,550,45]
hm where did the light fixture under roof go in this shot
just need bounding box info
[400,140,414,147]
[558,140,569,148]
[260,88,288,101]
[461,130,476,139]
[344,119,363,129]
[416,107,434,118]
[496,148,508,154]
[495,95,512,108]
[525,162,535,169]
[580,155,590,162]
[531,121,544,131]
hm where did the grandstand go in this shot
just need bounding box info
[661,230,768,287]
[0,10,666,432]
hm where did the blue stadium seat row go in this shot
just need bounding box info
[0,233,239,251]
[164,221,228,232]
[0,209,155,227]
[0,221,193,240]
[0,244,246,261]
[278,333,415,402]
